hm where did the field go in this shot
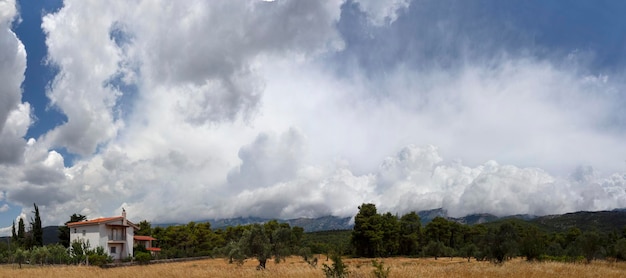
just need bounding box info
[1,256,625,278]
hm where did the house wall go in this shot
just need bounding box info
[125,226,134,257]
[69,225,101,252]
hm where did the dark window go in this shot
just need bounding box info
[110,246,116,254]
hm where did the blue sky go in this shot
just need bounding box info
[1,0,625,233]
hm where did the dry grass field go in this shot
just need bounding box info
[1,256,625,278]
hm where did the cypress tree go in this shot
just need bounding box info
[17,218,25,247]
[32,203,43,246]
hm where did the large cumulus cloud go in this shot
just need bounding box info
[0,0,29,164]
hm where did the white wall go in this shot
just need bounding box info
[69,225,101,253]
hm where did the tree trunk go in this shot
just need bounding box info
[257,258,267,270]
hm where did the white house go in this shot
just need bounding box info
[68,209,139,261]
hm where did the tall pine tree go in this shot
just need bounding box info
[11,220,17,245]
[32,203,43,247]
[17,218,25,247]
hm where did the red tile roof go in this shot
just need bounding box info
[133,235,157,241]
[146,247,161,252]
[67,216,123,227]
[67,216,139,229]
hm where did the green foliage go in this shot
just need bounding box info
[487,222,519,263]
[136,220,152,236]
[520,225,546,261]
[70,238,90,264]
[424,240,446,259]
[239,224,271,269]
[30,245,49,265]
[152,221,219,258]
[17,218,25,248]
[322,253,349,278]
[47,244,70,264]
[85,246,112,266]
[299,247,312,262]
[31,203,43,247]
[13,248,28,268]
[460,243,477,262]
[135,252,152,264]
[58,214,87,248]
[398,212,421,256]
[88,254,111,266]
[615,238,626,260]
[577,231,602,263]
[302,230,351,255]
[351,203,383,257]
[372,259,391,278]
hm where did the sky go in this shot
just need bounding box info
[1,0,626,234]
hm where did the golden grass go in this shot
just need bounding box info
[1,256,625,278]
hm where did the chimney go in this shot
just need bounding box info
[122,208,127,225]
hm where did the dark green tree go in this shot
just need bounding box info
[520,225,546,261]
[487,222,519,263]
[58,214,87,248]
[577,231,602,263]
[398,212,421,256]
[17,218,25,247]
[239,223,271,269]
[136,220,152,236]
[11,221,17,245]
[424,240,445,260]
[31,203,43,247]
[351,203,383,257]
[424,217,452,246]
[380,212,400,256]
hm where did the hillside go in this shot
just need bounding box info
[200,215,352,232]
[531,210,626,233]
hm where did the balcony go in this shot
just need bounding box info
[108,235,126,241]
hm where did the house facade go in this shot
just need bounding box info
[68,209,139,261]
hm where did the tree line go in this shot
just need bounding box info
[350,203,626,263]
[3,202,626,269]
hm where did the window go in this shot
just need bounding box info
[82,230,86,236]
[74,228,77,233]
[110,246,116,254]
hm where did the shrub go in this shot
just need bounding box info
[322,253,349,278]
[87,254,110,266]
[135,252,152,265]
[372,260,391,278]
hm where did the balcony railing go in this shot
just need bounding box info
[108,235,126,241]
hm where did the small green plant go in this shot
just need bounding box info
[322,253,349,278]
[135,252,152,265]
[372,260,391,278]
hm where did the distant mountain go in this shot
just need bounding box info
[531,210,626,233]
[207,216,269,229]
[0,225,61,246]
[206,216,353,232]
[417,208,447,224]
[284,216,352,232]
[43,226,60,245]
[450,213,500,225]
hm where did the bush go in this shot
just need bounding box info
[87,254,110,266]
[322,253,349,278]
[135,252,152,265]
[372,260,391,278]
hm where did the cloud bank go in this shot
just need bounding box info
[0,0,625,231]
